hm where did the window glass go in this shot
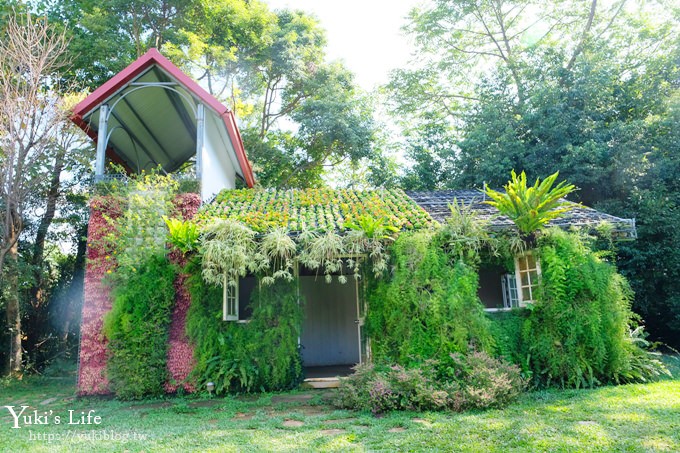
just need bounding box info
[516,253,540,305]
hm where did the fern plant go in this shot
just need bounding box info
[484,170,576,236]
[200,219,267,287]
[164,216,200,254]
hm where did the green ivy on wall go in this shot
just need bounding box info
[103,254,176,399]
[366,231,494,365]
[522,228,662,388]
[185,269,303,394]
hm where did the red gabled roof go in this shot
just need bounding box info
[71,48,255,188]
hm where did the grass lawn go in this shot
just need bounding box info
[1,358,678,452]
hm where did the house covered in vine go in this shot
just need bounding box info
[73,50,638,397]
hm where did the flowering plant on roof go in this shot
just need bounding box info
[201,188,434,232]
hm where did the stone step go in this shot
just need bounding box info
[301,377,340,389]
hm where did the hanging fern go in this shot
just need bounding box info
[260,227,297,284]
[200,219,266,287]
[298,229,346,283]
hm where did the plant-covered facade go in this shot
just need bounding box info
[75,50,666,403]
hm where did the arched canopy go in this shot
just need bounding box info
[71,48,255,187]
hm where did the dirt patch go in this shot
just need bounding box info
[232,412,254,421]
[319,428,345,435]
[282,419,305,428]
[236,394,260,402]
[39,397,58,406]
[272,393,315,404]
[412,418,432,426]
[388,427,407,433]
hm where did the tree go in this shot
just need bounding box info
[400,113,457,190]
[0,12,70,375]
[389,0,680,346]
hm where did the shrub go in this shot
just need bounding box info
[442,351,526,409]
[104,254,176,399]
[335,351,525,414]
[523,228,669,387]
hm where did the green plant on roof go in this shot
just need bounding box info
[484,170,577,236]
[344,215,399,240]
[201,219,266,287]
[164,216,200,254]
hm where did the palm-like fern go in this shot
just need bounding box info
[484,170,577,235]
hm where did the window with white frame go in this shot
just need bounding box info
[222,276,256,322]
[514,253,540,305]
[223,277,238,321]
[501,274,520,309]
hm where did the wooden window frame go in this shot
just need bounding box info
[514,252,541,306]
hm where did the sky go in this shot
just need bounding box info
[264,0,422,91]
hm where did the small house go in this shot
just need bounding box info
[73,51,636,395]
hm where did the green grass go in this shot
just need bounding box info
[1,360,678,452]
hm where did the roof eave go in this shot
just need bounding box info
[71,48,256,188]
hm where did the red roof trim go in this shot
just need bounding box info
[71,48,255,187]
[222,111,255,187]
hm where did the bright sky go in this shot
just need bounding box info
[265,0,422,91]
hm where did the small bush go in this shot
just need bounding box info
[335,351,525,414]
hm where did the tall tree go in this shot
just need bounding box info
[0,12,71,375]
[389,0,680,346]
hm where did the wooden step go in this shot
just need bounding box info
[302,377,340,389]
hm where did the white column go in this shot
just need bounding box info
[95,104,109,177]
[196,103,205,180]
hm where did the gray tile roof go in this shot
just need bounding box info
[405,190,637,239]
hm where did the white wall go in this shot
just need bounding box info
[200,111,237,200]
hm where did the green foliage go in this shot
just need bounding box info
[484,171,576,235]
[390,0,680,348]
[366,231,494,364]
[399,112,457,190]
[200,219,265,288]
[259,227,297,285]
[104,254,176,399]
[487,310,528,368]
[335,351,525,414]
[101,170,179,277]
[164,217,199,254]
[344,215,399,240]
[440,198,500,263]
[185,274,302,394]
[523,229,667,387]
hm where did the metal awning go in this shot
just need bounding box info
[82,66,198,174]
[71,48,255,187]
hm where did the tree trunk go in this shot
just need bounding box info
[21,151,65,369]
[4,236,22,377]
